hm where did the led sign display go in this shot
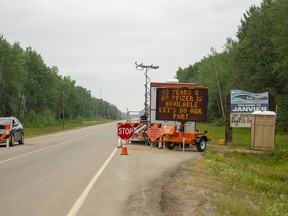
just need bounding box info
[156,88,208,122]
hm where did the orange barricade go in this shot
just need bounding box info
[0,124,10,140]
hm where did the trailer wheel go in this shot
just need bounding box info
[196,138,206,152]
[166,142,175,150]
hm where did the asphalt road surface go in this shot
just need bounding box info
[0,122,201,216]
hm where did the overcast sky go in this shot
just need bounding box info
[0,0,262,112]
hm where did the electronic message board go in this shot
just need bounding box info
[156,88,208,122]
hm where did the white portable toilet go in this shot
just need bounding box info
[250,111,276,150]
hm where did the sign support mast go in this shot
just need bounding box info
[135,62,159,122]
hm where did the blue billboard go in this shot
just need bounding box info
[230,89,269,113]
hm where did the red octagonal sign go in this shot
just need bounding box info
[117,123,134,140]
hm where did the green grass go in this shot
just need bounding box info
[197,123,288,150]
[203,150,288,215]
[25,118,114,138]
[196,123,225,145]
[188,123,288,215]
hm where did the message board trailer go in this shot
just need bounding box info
[150,82,208,131]
[150,82,209,152]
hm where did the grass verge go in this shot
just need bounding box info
[25,119,114,138]
[187,123,288,215]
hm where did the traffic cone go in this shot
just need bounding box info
[120,143,129,155]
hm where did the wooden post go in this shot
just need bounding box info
[225,94,232,145]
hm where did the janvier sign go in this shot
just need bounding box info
[230,113,252,128]
[230,89,269,113]
[230,89,269,128]
[156,88,208,122]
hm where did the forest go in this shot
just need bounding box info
[0,35,122,127]
[1,0,287,130]
[176,0,288,131]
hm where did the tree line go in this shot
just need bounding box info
[176,0,288,131]
[0,35,122,127]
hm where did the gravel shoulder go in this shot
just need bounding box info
[123,144,264,216]
[122,144,215,216]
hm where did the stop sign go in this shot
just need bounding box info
[117,123,134,140]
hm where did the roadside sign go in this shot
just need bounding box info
[230,113,252,128]
[161,125,175,135]
[146,125,161,141]
[117,123,134,140]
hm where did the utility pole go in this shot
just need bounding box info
[135,62,159,120]
[210,48,225,118]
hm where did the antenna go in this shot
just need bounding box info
[135,62,159,119]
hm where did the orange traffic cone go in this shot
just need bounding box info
[121,143,129,155]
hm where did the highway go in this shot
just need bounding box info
[0,122,200,216]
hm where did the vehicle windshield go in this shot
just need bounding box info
[0,119,11,125]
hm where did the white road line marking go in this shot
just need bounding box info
[66,147,118,216]
[0,134,90,165]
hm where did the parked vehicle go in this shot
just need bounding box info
[0,117,24,146]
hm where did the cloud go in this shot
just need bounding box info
[0,0,262,112]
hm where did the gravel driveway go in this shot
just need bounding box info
[119,144,204,216]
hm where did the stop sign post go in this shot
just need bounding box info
[117,123,134,140]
